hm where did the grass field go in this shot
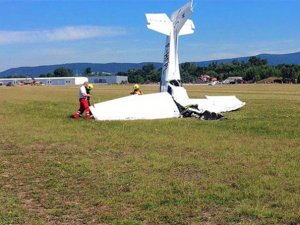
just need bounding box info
[0,84,299,224]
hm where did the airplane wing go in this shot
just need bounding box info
[90,92,180,120]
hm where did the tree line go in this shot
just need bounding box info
[5,57,300,83]
[38,67,102,77]
[117,57,300,84]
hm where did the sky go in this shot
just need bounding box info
[0,0,300,72]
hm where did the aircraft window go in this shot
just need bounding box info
[169,80,182,87]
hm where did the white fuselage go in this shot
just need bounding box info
[161,28,180,92]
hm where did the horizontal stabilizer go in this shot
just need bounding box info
[145,13,172,35]
[179,19,195,36]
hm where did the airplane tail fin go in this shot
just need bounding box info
[146,1,194,36]
[145,13,172,36]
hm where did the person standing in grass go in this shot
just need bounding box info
[73,81,92,119]
[79,83,94,117]
[130,84,143,95]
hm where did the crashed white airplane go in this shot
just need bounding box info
[90,0,245,120]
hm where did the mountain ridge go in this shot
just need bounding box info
[1,52,300,77]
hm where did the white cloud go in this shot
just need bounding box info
[0,26,126,45]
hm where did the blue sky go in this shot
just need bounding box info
[0,0,300,72]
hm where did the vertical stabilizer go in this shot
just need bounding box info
[145,0,195,92]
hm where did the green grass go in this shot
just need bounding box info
[0,84,299,224]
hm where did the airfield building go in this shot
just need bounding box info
[0,77,88,86]
[87,75,128,84]
[0,75,128,86]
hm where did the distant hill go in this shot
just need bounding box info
[193,52,300,67]
[0,62,163,78]
[1,52,300,77]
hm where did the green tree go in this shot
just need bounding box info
[142,64,155,74]
[113,59,300,84]
[248,56,267,66]
[53,67,73,77]
[128,74,145,83]
[116,72,127,76]
[232,59,240,66]
[245,67,258,81]
[206,70,218,77]
[207,61,218,71]
[84,67,92,75]
[127,69,145,83]
[181,71,195,83]
[148,70,161,82]
[180,62,198,82]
